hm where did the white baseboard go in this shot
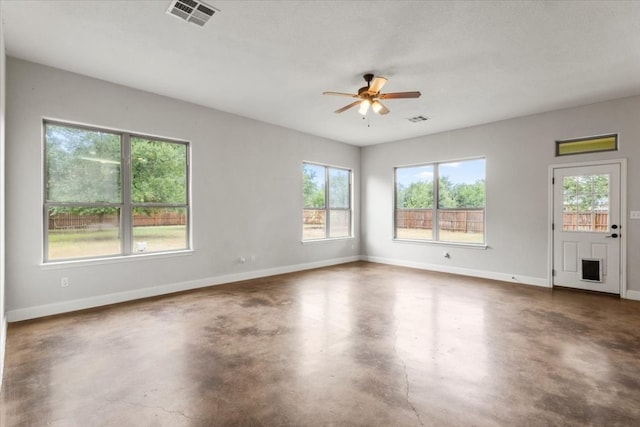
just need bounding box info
[362,255,549,288]
[625,290,640,301]
[15,255,634,322]
[0,314,6,391]
[6,256,361,322]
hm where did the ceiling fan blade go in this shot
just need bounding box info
[323,91,359,98]
[367,77,388,94]
[379,91,421,99]
[373,101,390,115]
[334,101,361,113]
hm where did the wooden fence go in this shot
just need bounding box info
[562,212,608,231]
[395,210,608,233]
[49,211,186,230]
[396,209,484,233]
[303,209,325,225]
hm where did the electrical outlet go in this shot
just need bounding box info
[61,277,69,287]
[630,211,640,219]
[250,255,256,262]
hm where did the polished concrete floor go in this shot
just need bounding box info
[2,261,640,426]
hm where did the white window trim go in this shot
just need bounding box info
[394,157,486,247]
[43,120,192,263]
[302,161,353,241]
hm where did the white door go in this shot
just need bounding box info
[553,163,620,294]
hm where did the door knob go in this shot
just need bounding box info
[605,233,619,238]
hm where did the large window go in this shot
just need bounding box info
[44,121,190,262]
[302,162,352,240]
[395,158,485,244]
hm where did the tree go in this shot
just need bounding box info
[438,176,456,208]
[397,181,433,208]
[563,174,608,212]
[46,125,187,219]
[303,166,324,208]
[131,138,187,204]
[397,176,485,209]
[329,169,349,208]
[452,180,485,208]
[46,124,121,205]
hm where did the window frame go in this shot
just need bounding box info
[43,120,191,263]
[302,161,353,241]
[394,157,486,247]
[555,133,618,157]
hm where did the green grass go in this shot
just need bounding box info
[48,226,187,260]
[48,228,119,243]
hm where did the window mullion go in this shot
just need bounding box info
[349,171,353,237]
[122,133,132,255]
[325,166,330,238]
[433,164,440,241]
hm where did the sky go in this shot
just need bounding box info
[305,159,485,188]
[395,158,485,186]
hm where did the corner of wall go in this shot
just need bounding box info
[0,315,6,389]
[0,2,7,391]
[625,290,640,301]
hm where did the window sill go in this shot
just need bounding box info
[301,236,355,245]
[40,249,194,270]
[393,238,488,250]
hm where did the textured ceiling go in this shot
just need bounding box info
[2,1,640,146]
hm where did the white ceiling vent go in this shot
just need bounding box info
[167,0,219,27]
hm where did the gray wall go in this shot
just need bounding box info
[361,95,640,291]
[5,58,360,320]
[4,56,640,322]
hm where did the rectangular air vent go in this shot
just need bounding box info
[408,115,429,123]
[167,0,219,27]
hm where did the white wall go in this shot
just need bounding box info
[362,96,640,291]
[0,4,7,387]
[5,58,360,320]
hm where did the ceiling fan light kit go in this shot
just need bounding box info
[358,99,371,115]
[323,74,421,116]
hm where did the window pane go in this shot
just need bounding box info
[47,207,121,260]
[437,159,485,243]
[329,168,349,209]
[329,210,350,238]
[438,159,485,209]
[132,207,188,253]
[46,124,121,203]
[303,209,325,240]
[303,163,325,208]
[131,138,187,204]
[395,165,434,208]
[395,165,434,239]
[556,134,617,156]
[438,210,485,243]
[395,210,433,240]
[562,174,609,232]
[303,163,351,240]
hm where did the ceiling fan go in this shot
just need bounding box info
[323,74,421,116]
